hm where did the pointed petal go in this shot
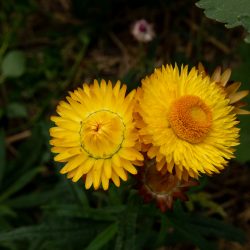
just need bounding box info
[211,67,221,82]
[85,171,93,189]
[111,172,120,187]
[60,154,87,174]
[121,159,137,175]
[220,68,231,86]
[225,82,241,95]
[229,90,249,104]
[119,148,143,161]
[72,158,95,182]
[113,165,127,181]
[92,159,104,189]
[103,159,112,179]
[101,175,109,190]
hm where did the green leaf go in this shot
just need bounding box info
[5,190,59,208]
[6,102,28,118]
[196,0,250,41]
[187,215,245,244]
[115,194,139,250]
[0,205,16,217]
[1,50,26,78]
[0,168,42,201]
[69,182,89,208]
[168,216,217,250]
[45,204,124,221]
[85,223,118,250]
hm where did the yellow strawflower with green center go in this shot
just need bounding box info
[50,80,143,190]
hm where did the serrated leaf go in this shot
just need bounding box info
[85,223,118,250]
[196,0,250,41]
[1,50,26,78]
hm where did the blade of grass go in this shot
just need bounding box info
[85,223,118,250]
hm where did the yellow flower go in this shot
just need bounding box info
[198,63,250,115]
[50,80,143,190]
[137,64,240,180]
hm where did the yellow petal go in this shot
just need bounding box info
[147,146,158,158]
[167,160,174,173]
[112,154,121,167]
[101,175,109,190]
[67,168,78,179]
[85,172,93,189]
[113,165,127,181]
[121,159,137,175]
[119,148,143,161]
[92,159,104,190]
[111,172,120,187]
[60,154,87,174]
[72,158,95,182]
[54,149,80,162]
[113,81,121,98]
[103,159,112,179]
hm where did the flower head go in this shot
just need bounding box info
[131,19,155,43]
[137,158,198,212]
[50,80,143,190]
[137,64,240,180]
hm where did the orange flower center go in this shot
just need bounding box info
[168,95,212,144]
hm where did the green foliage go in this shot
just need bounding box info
[0,0,249,250]
[6,103,28,118]
[85,223,118,250]
[196,0,250,42]
[231,43,250,162]
[1,50,26,78]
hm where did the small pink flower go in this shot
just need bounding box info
[131,19,155,43]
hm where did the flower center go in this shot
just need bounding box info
[80,110,125,159]
[168,95,212,144]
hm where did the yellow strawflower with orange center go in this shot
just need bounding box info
[137,64,240,180]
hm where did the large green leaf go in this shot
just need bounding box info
[196,0,250,42]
